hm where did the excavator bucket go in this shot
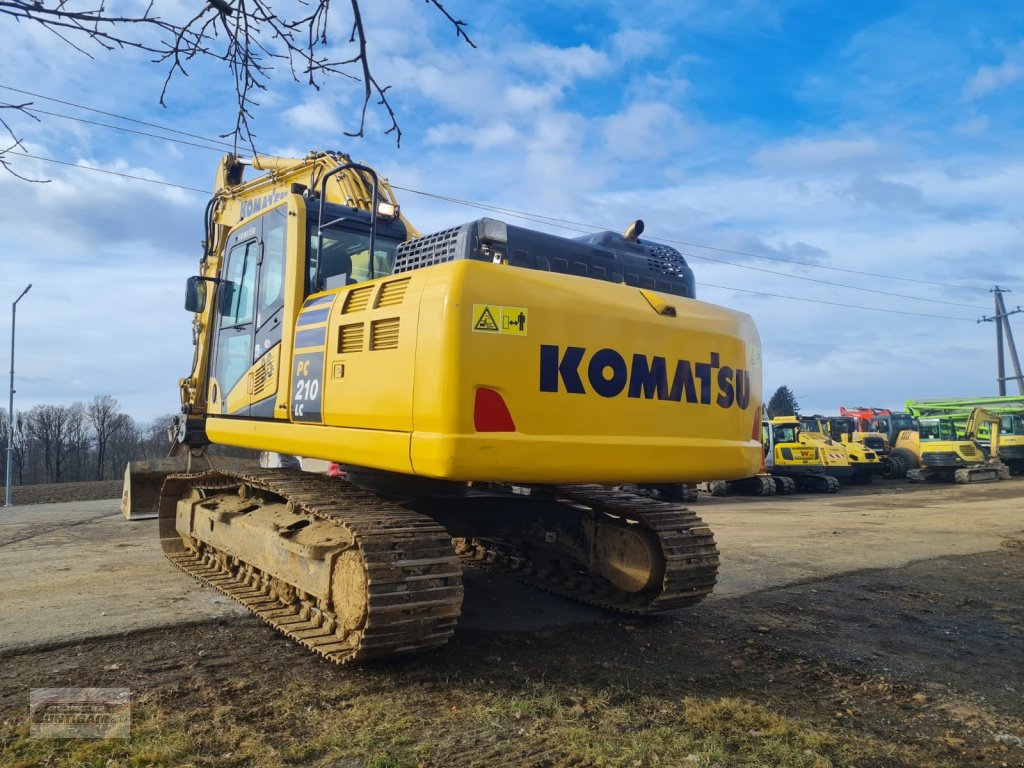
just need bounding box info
[121,454,258,520]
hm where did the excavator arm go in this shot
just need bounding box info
[964,407,1002,460]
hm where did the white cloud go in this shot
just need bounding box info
[610,28,671,62]
[603,101,694,161]
[954,115,989,137]
[753,136,889,172]
[963,58,1023,100]
[283,100,345,134]
[424,120,518,150]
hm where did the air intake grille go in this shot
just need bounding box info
[342,285,374,313]
[393,225,461,273]
[375,277,410,308]
[647,244,690,277]
[370,318,400,350]
[961,444,978,457]
[252,354,273,397]
[338,322,364,354]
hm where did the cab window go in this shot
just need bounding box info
[221,241,257,325]
[307,225,402,293]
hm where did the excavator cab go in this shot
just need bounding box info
[309,203,407,290]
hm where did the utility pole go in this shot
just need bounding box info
[6,283,32,508]
[978,286,1024,396]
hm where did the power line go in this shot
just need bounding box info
[674,237,993,293]
[393,185,992,308]
[1,102,227,153]
[698,282,976,321]
[676,248,987,309]
[3,151,986,323]
[0,83,236,150]
[0,148,1006,324]
[8,151,210,194]
[391,186,998,294]
[1,82,1001,297]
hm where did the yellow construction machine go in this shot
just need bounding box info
[906,408,1010,483]
[764,416,840,493]
[775,415,855,483]
[808,415,883,483]
[123,151,763,663]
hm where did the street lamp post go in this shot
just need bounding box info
[5,283,32,508]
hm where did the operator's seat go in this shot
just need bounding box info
[320,243,354,290]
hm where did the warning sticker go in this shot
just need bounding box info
[500,306,528,335]
[472,304,528,335]
[472,305,500,332]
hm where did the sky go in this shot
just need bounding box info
[0,0,1022,423]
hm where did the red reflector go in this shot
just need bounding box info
[751,406,761,440]
[474,387,516,432]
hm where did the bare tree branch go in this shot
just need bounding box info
[0,1,476,175]
[0,103,49,182]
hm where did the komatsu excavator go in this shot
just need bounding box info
[123,152,763,664]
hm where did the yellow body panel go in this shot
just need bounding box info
[207,260,763,484]
[775,416,852,468]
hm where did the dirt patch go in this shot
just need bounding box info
[1,478,1022,766]
[1,480,122,506]
[2,550,1022,767]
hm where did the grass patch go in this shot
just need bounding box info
[1,676,940,768]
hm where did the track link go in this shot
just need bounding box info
[458,484,719,615]
[159,469,462,664]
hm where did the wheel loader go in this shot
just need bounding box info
[122,151,763,664]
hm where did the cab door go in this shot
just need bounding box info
[247,206,287,418]
[209,238,259,416]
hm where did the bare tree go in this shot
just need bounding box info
[64,402,91,481]
[88,395,121,480]
[26,404,68,482]
[11,411,28,485]
[106,413,141,480]
[141,413,180,459]
[0,0,475,176]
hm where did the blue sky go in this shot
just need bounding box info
[0,0,1022,422]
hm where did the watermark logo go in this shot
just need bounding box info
[30,688,130,739]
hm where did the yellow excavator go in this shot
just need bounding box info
[801,415,882,484]
[122,152,763,663]
[906,408,1010,483]
[765,417,840,493]
[770,415,854,483]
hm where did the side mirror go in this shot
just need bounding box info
[184,276,207,312]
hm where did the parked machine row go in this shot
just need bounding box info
[706,402,1015,498]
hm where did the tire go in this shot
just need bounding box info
[709,480,729,497]
[881,455,904,479]
[773,476,797,494]
[890,448,918,472]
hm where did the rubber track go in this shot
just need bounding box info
[461,484,719,615]
[158,469,462,665]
